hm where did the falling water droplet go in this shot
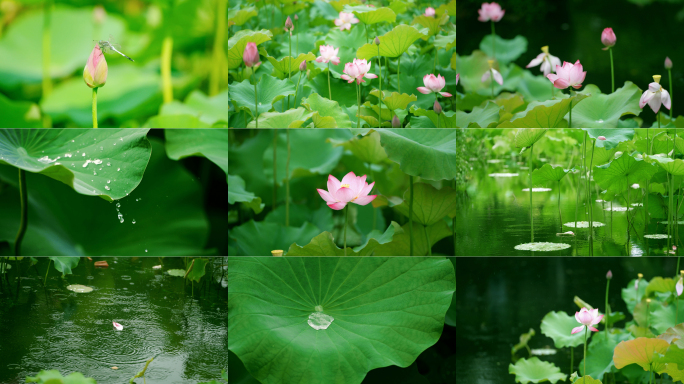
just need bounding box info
[116,202,121,208]
[118,213,124,223]
[145,249,148,253]
[132,219,136,224]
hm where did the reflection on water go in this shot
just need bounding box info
[457,162,676,256]
[0,257,227,384]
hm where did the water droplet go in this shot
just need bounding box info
[117,168,121,171]
[136,198,142,202]
[64,153,72,158]
[71,140,75,142]
[308,310,334,330]
[113,143,116,145]
[107,180,111,184]
[116,202,121,208]
[16,147,27,156]
[132,219,136,224]
[105,186,110,190]
[118,213,124,223]
[119,137,123,141]
[145,249,148,253]
[107,162,111,166]
[82,153,86,157]
[55,162,61,165]
[93,159,102,165]
[100,146,103,150]
[93,171,97,175]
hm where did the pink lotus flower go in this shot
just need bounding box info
[341,59,378,84]
[571,308,603,334]
[478,2,505,22]
[425,7,435,17]
[83,45,108,88]
[481,68,503,86]
[456,73,459,85]
[547,60,586,90]
[601,28,616,50]
[113,321,123,331]
[640,80,671,113]
[417,74,453,96]
[598,136,606,140]
[677,277,683,297]
[315,45,341,65]
[526,46,561,77]
[665,57,673,69]
[317,172,377,210]
[243,42,261,68]
[334,12,359,31]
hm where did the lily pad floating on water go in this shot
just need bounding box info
[489,172,519,177]
[166,269,186,277]
[660,221,684,225]
[66,284,93,293]
[631,203,643,206]
[563,221,606,228]
[487,159,505,163]
[521,188,552,192]
[514,242,572,251]
[644,234,671,239]
[604,206,633,212]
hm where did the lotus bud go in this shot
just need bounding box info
[299,60,307,72]
[243,42,260,68]
[434,100,442,114]
[374,37,380,45]
[680,269,683,276]
[601,27,616,49]
[598,136,606,140]
[606,270,612,280]
[284,16,294,32]
[83,45,108,88]
[93,5,106,24]
[665,57,673,69]
[392,115,401,128]
[294,14,298,20]
[271,250,283,256]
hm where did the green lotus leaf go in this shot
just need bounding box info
[451,52,456,70]
[663,361,684,382]
[311,114,337,128]
[165,129,228,175]
[0,139,210,256]
[645,277,676,296]
[411,13,449,38]
[301,93,352,128]
[512,328,535,356]
[66,284,93,293]
[409,106,456,128]
[229,220,321,256]
[514,128,548,149]
[373,221,452,256]
[230,76,296,117]
[456,101,501,128]
[436,0,456,16]
[531,164,569,187]
[574,377,602,384]
[0,129,151,202]
[263,52,316,75]
[145,114,212,128]
[570,82,642,127]
[285,222,398,256]
[0,93,42,128]
[434,31,456,51]
[158,90,229,126]
[498,94,589,128]
[167,269,186,277]
[228,29,273,69]
[186,258,208,283]
[480,35,528,66]
[247,108,313,128]
[228,257,456,384]
[50,257,79,276]
[356,25,428,60]
[622,278,648,313]
[331,131,388,164]
[648,154,684,176]
[540,311,590,349]
[264,204,333,233]
[329,0,362,13]
[582,142,617,167]
[370,90,417,111]
[583,128,635,150]
[613,337,669,371]
[343,5,396,25]
[394,183,457,225]
[228,174,264,214]
[657,323,684,347]
[26,370,96,384]
[513,242,571,251]
[654,341,684,372]
[228,7,257,26]
[375,129,457,181]
[593,153,658,194]
[650,300,684,335]
[361,362,430,384]
[579,332,632,380]
[321,27,367,57]
[636,134,674,156]
[508,357,567,384]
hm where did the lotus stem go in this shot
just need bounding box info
[570,346,574,374]
[44,258,51,285]
[410,175,414,256]
[569,101,572,128]
[356,81,361,128]
[344,205,348,256]
[286,130,290,227]
[294,70,303,107]
[605,276,611,332]
[491,20,495,60]
[453,179,456,256]
[424,224,432,256]
[589,139,596,255]
[92,88,98,128]
[161,35,174,103]
[273,130,277,211]
[609,47,614,93]
[670,67,674,120]
[491,68,494,99]
[327,62,332,100]
[378,45,382,128]
[558,181,562,232]
[288,31,292,109]
[433,44,438,73]
[254,79,258,128]
[529,144,534,243]
[583,327,588,378]
[209,0,228,96]
[398,55,401,94]
[13,169,27,257]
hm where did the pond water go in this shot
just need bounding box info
[456,257,677,384]
[457,160,679,256]
[0,257,227,384]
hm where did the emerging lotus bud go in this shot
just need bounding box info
[434,100,442,114]
[424,7,435,17]
[284,16,294,32]
[392,115,401,128]
[598,136,606,140]
[606,270,612,279]
[665,57,673,69]
[299,60,307,71]
[294,14,298,20]
[243,42,260,68]
[83,45,108,88]
[601,27,616,50]
[374,37,380,45]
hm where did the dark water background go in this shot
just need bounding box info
[0,257,227,384]
[456,257,679,384]
[456,0,684,124]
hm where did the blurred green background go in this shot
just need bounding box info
[0,0,228,127]
[457,0,684,124]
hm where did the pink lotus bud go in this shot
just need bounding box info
[665,57,673,69]
[434,100,442,114]
[456,73,459,86]
[601,28,616,50]
[606,270,612,280]
[299,60,307,71]
[243,42,260,68]
[425,7,435,17]
[392,115,401,128]
[374,37,380,45]
[83,45,108,88]
[284,16,294,31]
[294,14,298,20]
[598,136,606,140]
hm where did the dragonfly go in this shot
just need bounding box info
[94,35,134,62]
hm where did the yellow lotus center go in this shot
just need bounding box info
[340,184,350,188]
[653,75,662,84]
[541,45,549,54]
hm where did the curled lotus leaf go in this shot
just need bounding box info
[613,337,669,371]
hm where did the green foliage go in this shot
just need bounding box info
[230,76,296,117]
[375,129,457,180]
[228,174,264,214]
[531,164,569,187]
[394,183,457,225]
[342,5,396,24]
[570,82,643,128]
[26,370,96,384]
[228,29,273,70]
[593,153,658,194]
[498,95,589,128]
[508,357,567,384]
[356,25,428,60]
[539,311,590,348]
[50,257,79,276]
[300,93,352,128]
[165,129,228,176]
[479,35,528,66]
